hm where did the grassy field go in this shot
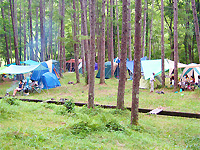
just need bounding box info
[0,98,199,149]
[1,72,199,113]
[0,72,199,149]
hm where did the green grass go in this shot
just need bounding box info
[1,72,199,113]
[0,72,199,149]
[0,99,199,149]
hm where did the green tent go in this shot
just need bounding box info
[96,61,119,79]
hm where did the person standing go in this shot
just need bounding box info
[150,73,155,92]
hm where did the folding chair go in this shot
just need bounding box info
[32,83,43,93]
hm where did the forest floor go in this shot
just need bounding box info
[0,72,199,149]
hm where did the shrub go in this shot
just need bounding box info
[105,120,125,132]
[2,96,20,105]
[64,99,75,113]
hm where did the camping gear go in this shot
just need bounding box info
[180,63,200,84]
[78,62,98,74]
[21,60,40,66]
[41,60,60,79]
[31,65,49,81]
[66,59,82,72]
[96,61,119,79]
[40,72,61,89]
[0,64,48,74]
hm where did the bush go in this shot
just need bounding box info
[2,96,20,105]
[105,120,125,132]
[64,99,75,113]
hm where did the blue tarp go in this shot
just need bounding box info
[21,60,40,65]
[0,64,48,74]
[126,61,144,73]
[141,59,170,80]
[31,65,49,81]
[40,72,61,89]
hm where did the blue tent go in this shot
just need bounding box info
[40,72,61,89]
[31,65,49,81]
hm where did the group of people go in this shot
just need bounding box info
[12,78,38,97]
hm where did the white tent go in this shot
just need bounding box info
[180,63,200,83]
[167,59,187,77]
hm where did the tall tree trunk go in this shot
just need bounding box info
[96,1,101,71]
[1,0,10,64]
[173,0,178,89]
[59,0,63,75]
[80,0,90,83]
[148,0,154,60]
[35,7,39,61]
[29,0,34,60]
[9,0,19,65]
[100,0,106,84]
[62,0,66,72]
[116,0,120,59]
[191,0,200,63]
[131,0,141,125]
[141,0,147,57]
[48,0,53,60]
[161,0,165,87]
[7,0,12,63]
[80,0,85,76]
[106,0,110,61]
[19,0,22,61]
[117,0,128,110]
[40,0,45,61]
[110,0,114,78]
[127,0,132,61]
[23,0,26,61]
[88,0,95,108]
[73,0,80,83]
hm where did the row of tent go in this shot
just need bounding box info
[0,60,61,89]
[96,58,200,88]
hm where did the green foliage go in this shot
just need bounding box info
[64,99,75,113]
[2,96,20,105]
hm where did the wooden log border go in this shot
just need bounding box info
[0,97,199,119]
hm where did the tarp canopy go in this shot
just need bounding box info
[167,59,187,76]
[21,60,40,65]
[0,66,6,72]
[126,61,144,73]
[0,64,48,74]
[141,59,170,80]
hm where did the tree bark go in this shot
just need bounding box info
[62,0,66,72]
[161,0,165,87]
[106,0,110,61]
[7,0,12,63]
[23,0,26,61]
[127,0,132,61]
[1,0,10,64]
[48,0,53,60]
[117,0,128,110]
[116,0,120,59]
[110,0,114,78]
[148,0,154,60]
[73,0,80,83]
[80,0,85,76]
[40,0,45,62]
[29,0,34,60]
[100,0,106,84]
[9,0,20,65]
[19,0,22,61]
[35,7,39,61]
[191,0,200,63]
[80,0,90,83]
[141,0,147,57]
[173,0,178,89]
[131,0,141,125]
[88,0,95,108]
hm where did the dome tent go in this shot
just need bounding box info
[40,72,61,89]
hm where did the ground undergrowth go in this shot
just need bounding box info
[0,98,199,149]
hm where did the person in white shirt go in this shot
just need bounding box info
[150,73,155,92]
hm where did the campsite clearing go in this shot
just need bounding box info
[0,72,199,149]
[0,72,199,113]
